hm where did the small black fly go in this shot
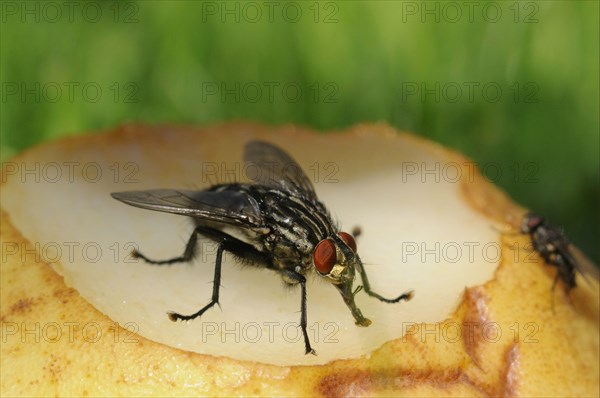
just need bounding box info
[111,141,413,355]
[520,213,599,307]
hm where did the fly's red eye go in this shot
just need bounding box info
[313,239,336,274]
[338,232,357,252]
[527,215,543,230]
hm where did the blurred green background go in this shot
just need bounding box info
[1,1,598,262]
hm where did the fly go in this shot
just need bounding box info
[520,213,599,308]
[111,141,413,355]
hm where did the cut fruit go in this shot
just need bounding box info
[1,123,598,396]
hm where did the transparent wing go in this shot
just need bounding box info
[244,140,317,199]
[565,244,600,285]
[111,189,263,228]
[548,225,600,286]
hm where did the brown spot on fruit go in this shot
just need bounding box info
[318,367,466,398]
[500,343,520,397]
[10,298,35,315]
[461,286,492,368]
[53,287,76,304]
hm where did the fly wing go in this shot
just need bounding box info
[111,189,264,228]
[564,244,600,285]
[244,140,317,200]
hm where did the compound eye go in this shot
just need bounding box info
[338,232,357,252]
[313,239,337,274]
[527,215,543,230]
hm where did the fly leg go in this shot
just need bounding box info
[356,261,414,303]
[168,239,227,321]
[284,270,316,355]
[548,271,575,314]
[167,229,269,322]
[132,224,270,322]
[132,225,206,265]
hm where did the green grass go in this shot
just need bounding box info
[1,0,598,262]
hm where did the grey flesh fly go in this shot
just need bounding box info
[111,141,413,354]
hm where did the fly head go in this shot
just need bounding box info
[521,213,545,234]
[312,231,372,326]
